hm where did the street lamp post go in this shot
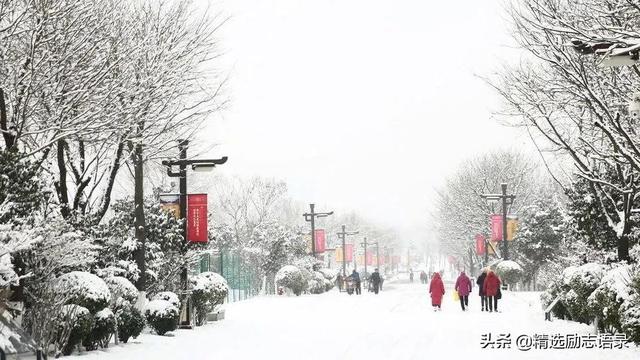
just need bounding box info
[161,139,227,328]
[337,225,359,277]
[303,204,333,260]
[481,183,516,260]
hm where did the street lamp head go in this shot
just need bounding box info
[191,163,216,172]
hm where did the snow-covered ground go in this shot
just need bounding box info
[69,280,640,360]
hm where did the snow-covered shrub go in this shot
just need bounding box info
[324,278,334,292]
[318,268,336,291]
[587,265,631,332]
[495,260,524,286]
[145,300,180,335]
[104,276,138,306]
[83,308,116,350]
[540,277,570,320]
[57,272,111,313]
[276,265,307,296]
[308,271,326,294]
[116,303,145,343]
[190,272,228,326]
[620,269,640,344]
[563,289,593,324]
[57,305,93,356]
[152,291,181,309]
[568,263,605,298]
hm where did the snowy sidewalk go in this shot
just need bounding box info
[69,282,640,360]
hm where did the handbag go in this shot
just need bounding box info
[497,288,502,299]
[452,289,459,301]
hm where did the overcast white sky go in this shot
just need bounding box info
[196,0,534,241]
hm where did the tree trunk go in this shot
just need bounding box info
[618,234,630,262]
[55,139,71,219]
[0,88,16,150]
[132,142,146,291]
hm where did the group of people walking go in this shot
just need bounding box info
[336,268,383,295]
[428,268,502,312]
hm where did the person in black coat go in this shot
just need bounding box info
[477,268,488,311]
[370,268,382,294]
[349,270,362,295]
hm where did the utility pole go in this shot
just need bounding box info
[481,183,516,260]
[337,225,359,277]
[362,237,369,277]
[161,140,227,328]
[303,204,333,259]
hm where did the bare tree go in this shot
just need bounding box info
[490,0,640,260]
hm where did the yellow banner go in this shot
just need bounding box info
[335,247,344,262]
[507,219,518,241]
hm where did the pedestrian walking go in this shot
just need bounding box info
[409,269,414,283]
[482,270,501,312]
[429,272,445,310]
[419,271,427,284]
[336,273,344,292]
[477,268,488,311]
[454,270,472,311]
[349,270,362,295]
[370,268,382,294]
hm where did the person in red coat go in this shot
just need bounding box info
[429,272,445,310]
[482,270,501,312]
[454,271,472,311]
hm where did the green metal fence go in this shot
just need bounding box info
[197,251,261,303]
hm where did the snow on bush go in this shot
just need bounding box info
[152,291,181,309]
[568,263,605,298]
[116,303,145,343]
[144,300,180,335]
[308,271,326,294]
[190,272,228,326]
[587,264,631,332]
[561,266,579,286]
[276,265,307,296]
[317,268,337,281]
[495,260,524,286]
[104,276,138,306]
[620,268,640,344]
[0,254,19,288]
[562,289,592,324]
[57,271,111,313]
[83,308,116,350]
[57,304,93,356]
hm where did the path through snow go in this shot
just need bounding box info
[70,280,640,359]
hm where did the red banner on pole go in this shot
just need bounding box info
[345,244,354,262]
[491,214,503,241]
[475,234,486,255]
[186,194,208,243]
[314,229,326,253]
[366,251,373,266]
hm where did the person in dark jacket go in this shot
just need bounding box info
[477,268,488,311]
[349,270,362,295]
[370,268,382,294]
[455,270,472,311]
[483,270,501,312]
[336,273,344,292]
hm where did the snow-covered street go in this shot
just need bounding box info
[68,280,640,360]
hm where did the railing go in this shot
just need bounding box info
[197,250,261,303]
